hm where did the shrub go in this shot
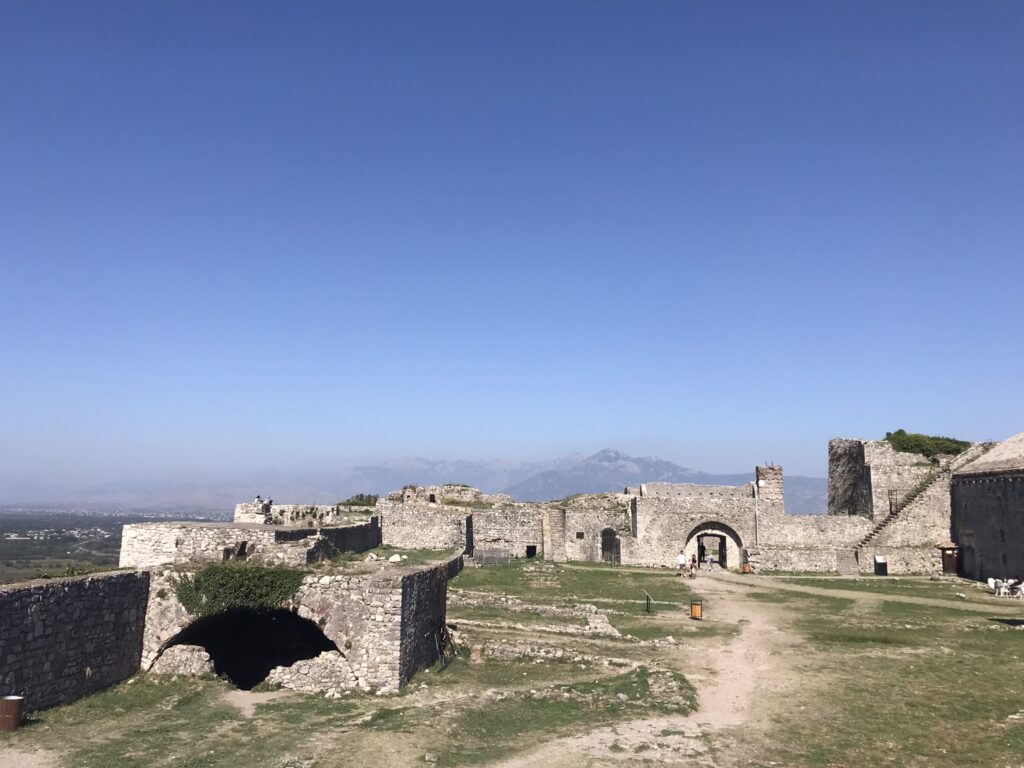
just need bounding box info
[884,429,970,458]
[170,561,306,617]
[337,494,379,507]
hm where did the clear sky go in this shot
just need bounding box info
[2,1,1022,487]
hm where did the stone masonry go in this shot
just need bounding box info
[0,572,149,712]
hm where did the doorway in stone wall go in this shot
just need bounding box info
[600,528,620,564]
[682,521,743,571]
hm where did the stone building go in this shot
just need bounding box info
[951,431,1024,581]
[369,437,1005,577]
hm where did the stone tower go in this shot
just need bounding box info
[755,465,785,511]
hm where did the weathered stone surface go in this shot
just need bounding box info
[0,572,149,712]
[149,644,214,677]
[120,519,381,569]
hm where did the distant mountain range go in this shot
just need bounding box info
[0,449,828,515]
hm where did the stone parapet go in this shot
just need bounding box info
[0,571,149,712]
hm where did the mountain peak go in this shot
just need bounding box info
[588,448,631,462]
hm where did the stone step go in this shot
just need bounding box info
[836,550,859,576]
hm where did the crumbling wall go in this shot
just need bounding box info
[828,439,871,516]
[378,500,469,550]
[143,555,463,694]
[0,572,149,712]
[120,520,380,569]
[626,489,756,567]
[234,503,375,527]
[472,507,544,557]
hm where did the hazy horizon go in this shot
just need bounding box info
[3,3,1021,492]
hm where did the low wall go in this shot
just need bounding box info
[746,546,839,573]
[0,572,150,712]
[120,520,381,569]
[860,546,941,575]
[234,503,376,526]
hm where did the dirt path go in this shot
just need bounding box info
[491,573,799,767]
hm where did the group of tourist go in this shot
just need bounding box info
[993,576,1023,598]
[254,494,273,506]
[677,552,702,578]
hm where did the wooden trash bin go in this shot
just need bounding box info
[690,600,703,621]
[742,563,752,574]
[0,696,24,732]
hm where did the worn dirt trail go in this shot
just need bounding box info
[492,572,800,767]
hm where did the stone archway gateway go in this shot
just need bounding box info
[683,521,744,570]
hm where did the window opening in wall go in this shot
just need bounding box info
[428,493,436,503]
[525,545,537,558]
[575,532,585,539]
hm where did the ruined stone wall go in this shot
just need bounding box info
[758,514,871,548]
[952,471,1024,581]
[746,546,840,573]
[625,492,756,567]
[143,555,463,694]
[563,506,632,562]
[859,546,941,575]
[234,503,374,526]
[121,521,380,569]
[828,439,871,516]
[378,500,469,550]
[755,465,785,510]
[472,507,544,557]
[0,572,149,712]
[871,477,952,548]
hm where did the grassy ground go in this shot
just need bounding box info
[781,575,992,601]
[4,563,1024,767]
[739,587,1024,767]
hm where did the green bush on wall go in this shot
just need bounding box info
[884,429,970,459]
[170,561,306,616]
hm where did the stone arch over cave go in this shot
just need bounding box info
[159,609,339,690]
[682,521,744,570]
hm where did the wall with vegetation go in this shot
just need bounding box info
[0,571,149,712]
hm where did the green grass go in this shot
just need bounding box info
[784,576,978,601]
[435,666,696,766]
[755,589,1024,768]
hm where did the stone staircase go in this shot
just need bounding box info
[836,549,859,576]
[856,443,995,549]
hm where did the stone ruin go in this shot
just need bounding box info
[2,432,1013,715]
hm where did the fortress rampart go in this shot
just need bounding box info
[0,572,149,712]
[120,519,381,569]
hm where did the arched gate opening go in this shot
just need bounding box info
[682,522,744,571]
[163,609,339,689]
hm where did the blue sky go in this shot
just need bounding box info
[2,1,1022,486]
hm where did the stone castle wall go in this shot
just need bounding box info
[952,470,1024,581]
[472,507,544,557]
[378,500,470,550]
[0,572,150,712]
[235,503,375,527]
[828,439,871,516]
[120,520,381,569]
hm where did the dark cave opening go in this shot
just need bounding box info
[165,608,339,690]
